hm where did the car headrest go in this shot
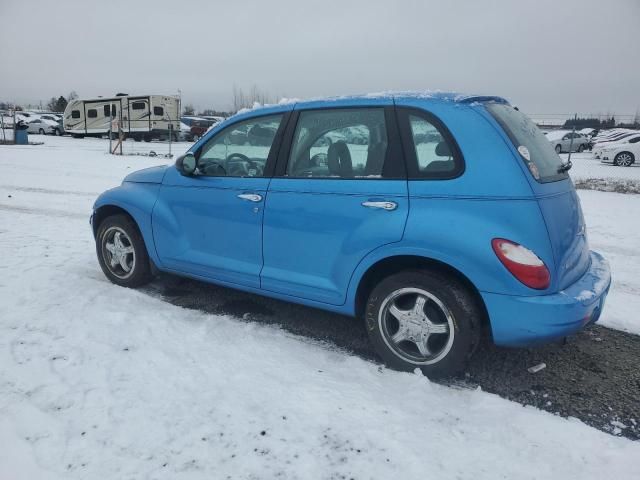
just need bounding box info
[327,141,353,177]
[435,141,452,157]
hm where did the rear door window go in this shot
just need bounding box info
[285,108,388,178]
[487,103,568,183]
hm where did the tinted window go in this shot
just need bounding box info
[286,108,387,178]
[629,137,640,144]
[71,110,80,119]
[87,109,97,118]
[103,105,111,117]
[153,106,163,116]
[487,103,567,183]
[198,114,283,177]
[132,102,145,110]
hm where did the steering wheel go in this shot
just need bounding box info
[226,152,251,176]
[226,152,251,163]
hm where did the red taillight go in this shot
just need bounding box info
[491,238,550,290]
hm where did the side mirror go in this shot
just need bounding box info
[176,152,197,176]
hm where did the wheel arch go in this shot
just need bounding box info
[352,254,490,333]
[92,204,134,237]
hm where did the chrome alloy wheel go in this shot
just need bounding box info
[615,152,633,167]
[102,226,136,279]
[378,287,455,365]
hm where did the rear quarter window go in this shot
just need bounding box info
[487,103,568,183]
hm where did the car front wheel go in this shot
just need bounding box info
[96,214,152,287]
[555,144,562,154]
[365,270,481,378]
[614,152,634,167]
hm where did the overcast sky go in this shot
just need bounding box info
[1,0,639,116]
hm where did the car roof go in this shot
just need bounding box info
[228,91,509,124]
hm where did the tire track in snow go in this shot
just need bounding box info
[0,203,88,219]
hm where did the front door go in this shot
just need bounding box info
[152,112,287,288]
[261,105,409,305]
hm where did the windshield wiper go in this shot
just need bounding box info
[557,160,572,173]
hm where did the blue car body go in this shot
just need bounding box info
[93,92,611,347]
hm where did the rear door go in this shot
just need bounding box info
[261,103,408,305]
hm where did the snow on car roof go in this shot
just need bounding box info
[227,91,510,125]
[545,130,571,141]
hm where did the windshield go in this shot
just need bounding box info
[487,103,568,183]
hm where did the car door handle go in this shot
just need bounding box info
[237,193,263,202]
[361,201,397,211]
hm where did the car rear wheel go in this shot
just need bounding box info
[39,128,45,135]
[555,144,562,154]
[365,270,481,378]
[614,152,634,167]
[578,144,585,152]
[96,214,153,288]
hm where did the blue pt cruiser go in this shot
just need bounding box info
[92,93,611,377]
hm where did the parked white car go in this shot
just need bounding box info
[545,130,589,153]
[593,134,640,159]
[26,118,57,135]
[599,142,639,167]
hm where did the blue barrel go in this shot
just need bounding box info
[14,126,28,145]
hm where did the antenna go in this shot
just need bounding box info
[567,113,577,163]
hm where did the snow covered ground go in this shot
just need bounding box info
[1,136,639,479]
[566,152,640,182]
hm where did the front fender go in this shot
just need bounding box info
[93,182,162,267]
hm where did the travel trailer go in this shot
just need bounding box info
[63,94,180,141]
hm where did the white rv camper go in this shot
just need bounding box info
[63,94,180,141]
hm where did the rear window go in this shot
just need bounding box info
[487,103,568,183]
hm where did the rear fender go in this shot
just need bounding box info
[345,198,555,314]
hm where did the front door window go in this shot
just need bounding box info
[198,115,283,177]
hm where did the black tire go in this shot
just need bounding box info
[72,134,84,139]
[614,151,634,167]
[365,270,482,378]
[39,128,45,135]
[578,144,585,153]
[96,214,153,288]
[133,135,142,142]
[555,144,562,154]
[143,135,152,142]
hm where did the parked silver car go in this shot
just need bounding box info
[26,118,57,135]
[545,130,589,153]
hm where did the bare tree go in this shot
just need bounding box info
[46,97,58,112]
[232,84,273,113]
[183,104,195,115]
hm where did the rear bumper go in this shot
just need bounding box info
[482,251,611,347]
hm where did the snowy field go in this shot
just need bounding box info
[1,135,639,479]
